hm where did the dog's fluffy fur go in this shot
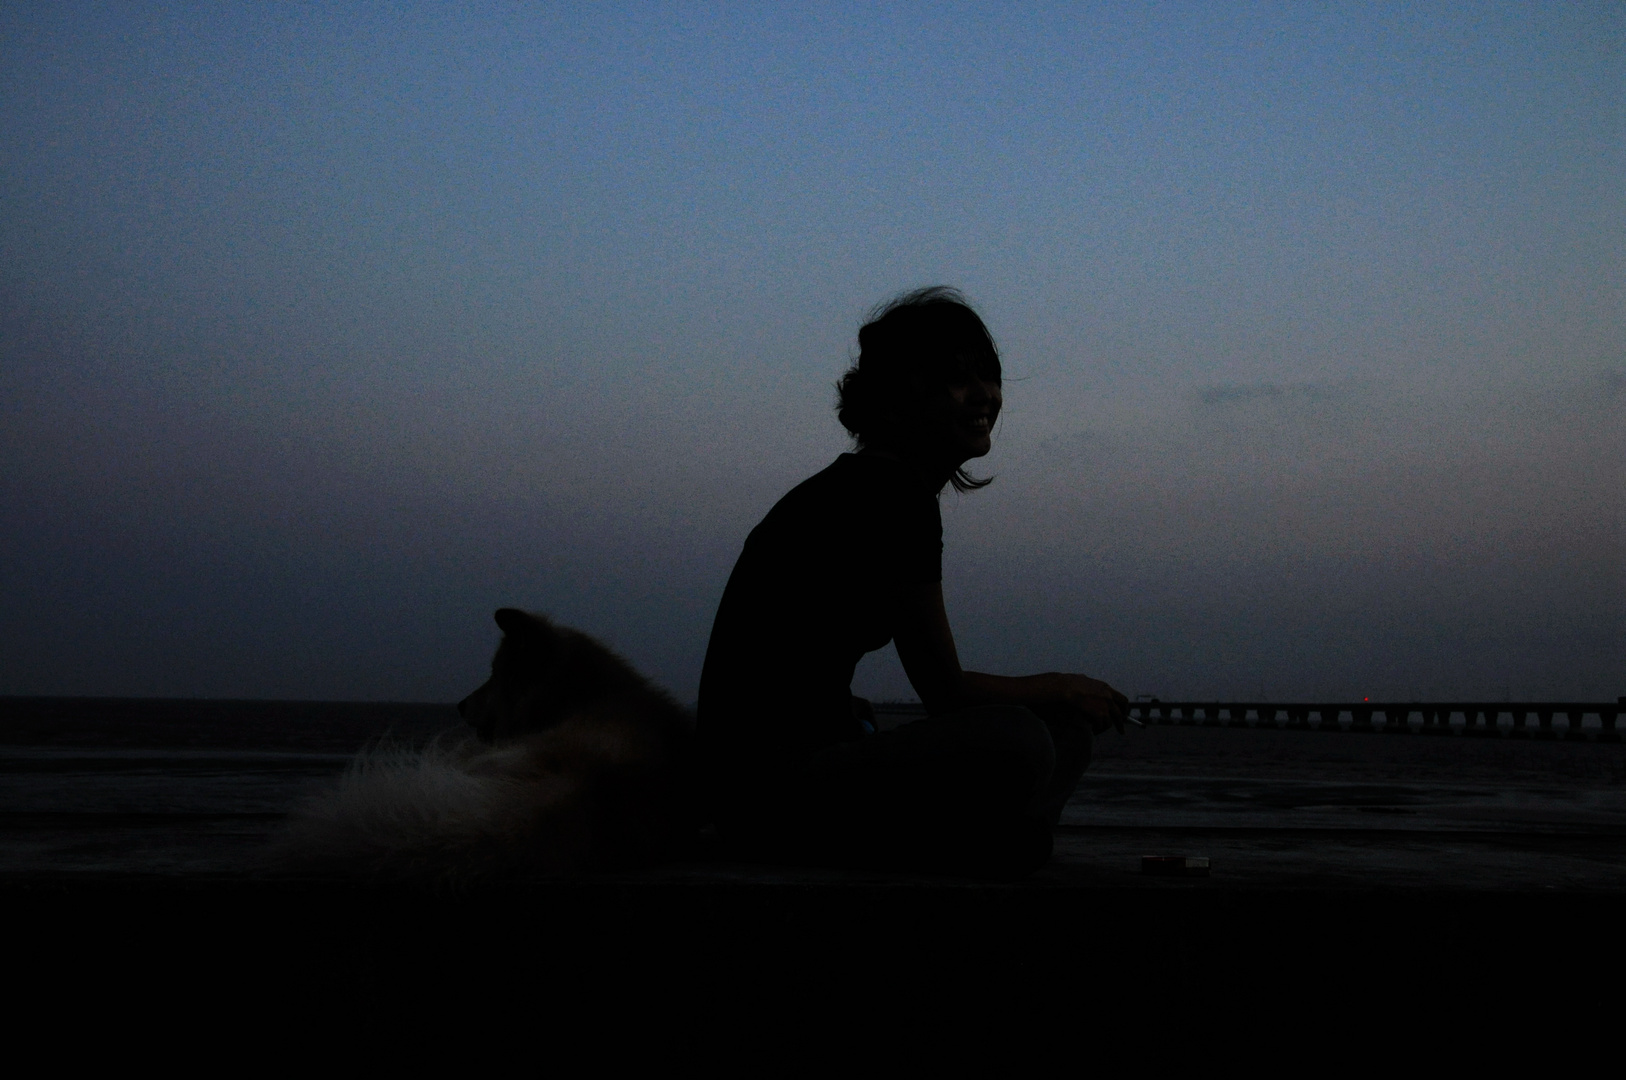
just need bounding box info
[277,608,694,884]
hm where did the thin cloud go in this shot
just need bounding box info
[1197,380,1363,406]
[1199,383,1287,405]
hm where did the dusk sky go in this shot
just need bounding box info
[3,2,1621,704]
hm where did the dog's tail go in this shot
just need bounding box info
[271,735,589,885]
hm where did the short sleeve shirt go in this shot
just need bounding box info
[697,453,943,760]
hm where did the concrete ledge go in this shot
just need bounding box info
[6,872,1622,1036]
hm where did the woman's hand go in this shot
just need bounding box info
[1048,673,1131,734]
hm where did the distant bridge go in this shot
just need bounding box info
[869,698,1626,740]
[1123,699,1625,740]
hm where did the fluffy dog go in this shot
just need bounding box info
[278,608,695,884]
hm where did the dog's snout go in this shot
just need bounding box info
[459,680,491,719]
[459,682,500,741]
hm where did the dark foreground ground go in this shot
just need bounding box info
[5,697,1625,1032]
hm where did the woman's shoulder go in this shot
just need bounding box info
[777,453,929,509]
[748,454,936,543]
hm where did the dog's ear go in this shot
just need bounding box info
[494,608,552,639]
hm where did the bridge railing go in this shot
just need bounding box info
[1122,700,1624,740]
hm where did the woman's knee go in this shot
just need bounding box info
[946,705,1057,797]
[1026,701,1094,769]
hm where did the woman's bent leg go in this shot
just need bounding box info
[792,705,1061,878]
[1025,702,1094,826]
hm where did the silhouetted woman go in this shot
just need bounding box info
[697,287,1126,878]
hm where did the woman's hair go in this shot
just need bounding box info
[835,286,1001,493]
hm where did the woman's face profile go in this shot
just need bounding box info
[919,361,1002,465]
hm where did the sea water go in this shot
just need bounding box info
[4,697,1625,878]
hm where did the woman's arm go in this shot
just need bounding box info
[892,582,1127,728]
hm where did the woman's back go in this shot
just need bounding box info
[696,452,941,763]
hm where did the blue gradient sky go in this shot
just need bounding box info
[3,2,1622,702]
